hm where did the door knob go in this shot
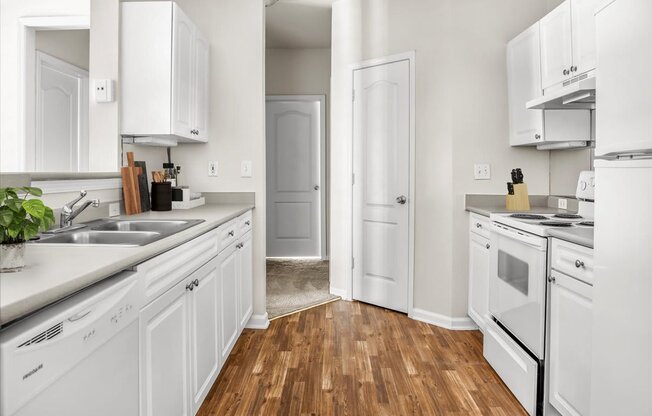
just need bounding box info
[396,195,407,205]
[314,185,320,190]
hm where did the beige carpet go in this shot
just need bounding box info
[266,259,339,319]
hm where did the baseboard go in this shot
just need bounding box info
[245,313,270,330]
[329,287,350,300]
[410,308,478,331]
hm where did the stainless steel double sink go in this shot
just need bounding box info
[33,219,205,247]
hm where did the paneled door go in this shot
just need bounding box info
[266,96,325,258]
[352,58,411,313]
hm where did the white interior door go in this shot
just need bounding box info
[352,59,411,313]
[266,97,324,258]
[35,52,88,172]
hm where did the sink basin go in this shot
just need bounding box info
[36,231,160,246]
[91,219,201,233]
[34,218,205,246]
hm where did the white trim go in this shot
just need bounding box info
[410,308,479,331]
[265,95,328,260]
[32,178,122,194]
[17,15,91,172]
[348,51,417,316]
[329,286,350,300]
[245,313,270,330]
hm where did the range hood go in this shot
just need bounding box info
[527,76,596,110]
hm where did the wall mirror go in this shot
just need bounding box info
[0,0,120,174]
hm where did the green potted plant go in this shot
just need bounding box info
[0,187,55,272]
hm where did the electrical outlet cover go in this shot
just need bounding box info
[241,160,252,178]
[558,198,568,209]
[474,164,491,180]
[109,203,120,217]
[208,161,218,177]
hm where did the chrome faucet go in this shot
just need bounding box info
[59,191,100,229]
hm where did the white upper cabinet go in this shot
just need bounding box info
[507,22,544,146]
[540,1,574,90]
[540,0,599,91]
[121,1,209,143]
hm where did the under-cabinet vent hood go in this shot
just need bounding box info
[536,141,592,150]
[527,76,596,110]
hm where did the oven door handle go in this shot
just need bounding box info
[491,222,547,250]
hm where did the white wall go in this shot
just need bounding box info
[0,0,120,173]
[331,0,554,319]
[35,29,89,70]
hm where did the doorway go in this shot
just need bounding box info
[351,53,416,314]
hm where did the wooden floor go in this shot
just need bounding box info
[197,300,526,416]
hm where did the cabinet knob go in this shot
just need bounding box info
[245,220,251,226]
[186,283,194,291]
[193,279,199,287]
[476,223,482,228]
[535,134,541,140]
[228,230,235,237]
[575,259,585,268]
[548,276,556,284]
[485,243,490,249]
[571,66,577,72]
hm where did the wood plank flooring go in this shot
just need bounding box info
[197,300,526,416]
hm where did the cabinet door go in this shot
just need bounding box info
[238,233,253,331]
[549,271,593,416]
[571,0,600,75]
[189,258,220,415]
[140,278,191,416]
[540,1,573,89]
[192,32,209,142]
[468,232,490,330]
[218,244,239,361]
[171,4,195,139]
[507,22,544,146]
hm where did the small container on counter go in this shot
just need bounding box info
[151,182,172,211]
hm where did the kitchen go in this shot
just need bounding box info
[0,0,650,415]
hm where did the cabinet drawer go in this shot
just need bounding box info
[469,213,491,239]
[217,219,238,252]
[137,229,218,306]
[483,318,538,416]
[237,210,252,237]
[551,238,594,285]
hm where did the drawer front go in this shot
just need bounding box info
[469,213,491,239]
[237,210,252,237]
[551,238,594,285]
[217,219,238,252]
[483,318,538,415]
[137,229,218,306]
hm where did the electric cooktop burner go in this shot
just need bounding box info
[554,213,583,219]
[540,221,574,227]
[578,221,594,227]
[510,214,548,220]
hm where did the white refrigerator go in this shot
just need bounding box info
[591,0,652,415]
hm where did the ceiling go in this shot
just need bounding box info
[265,0,333,49]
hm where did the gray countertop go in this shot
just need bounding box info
[548,227,594,249]
[466,205,574,218]
[0,203,254,326]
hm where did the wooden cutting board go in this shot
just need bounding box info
[122,152,142,215]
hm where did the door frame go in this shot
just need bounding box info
[350,51,416,316]
[35,51,90,172]
[265,94,327,260]
[17,15,90,171]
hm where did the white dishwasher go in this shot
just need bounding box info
[0,271,141,416]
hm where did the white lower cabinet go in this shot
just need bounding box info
[139,209,254,416]
[468,214,490,330]
[218,243,239,361]
[548,270,593,416]
[140,277,191,416]
[238,232,253,331]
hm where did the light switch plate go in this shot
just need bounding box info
[208,161,218,177]
[474,164,491,180]
[241,160,252,178]
[93,79,114,103]
[109,203,120,217]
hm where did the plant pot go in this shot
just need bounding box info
[0,242,26,273]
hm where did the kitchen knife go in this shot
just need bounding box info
[507,182,514,195]
[511,169,518,184]
[516,168,524,184]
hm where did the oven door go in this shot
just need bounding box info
[489,222,548,359]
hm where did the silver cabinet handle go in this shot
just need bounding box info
[245,220,251,226]
[486,243,490,249]
[535,134,541,140]
[396,195,407,205]
[314,185,320,190]
[548,276,556,283]
[186,282,194,291]
[476,223,482,228]
[228,230,234,237]
[575,259,585,268]
[193,279,199,287]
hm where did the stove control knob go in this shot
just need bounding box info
[580,181,587,191]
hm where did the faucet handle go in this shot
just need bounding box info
[91,199,100,207]
[64,190,88,210]
[79,190,88,198]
